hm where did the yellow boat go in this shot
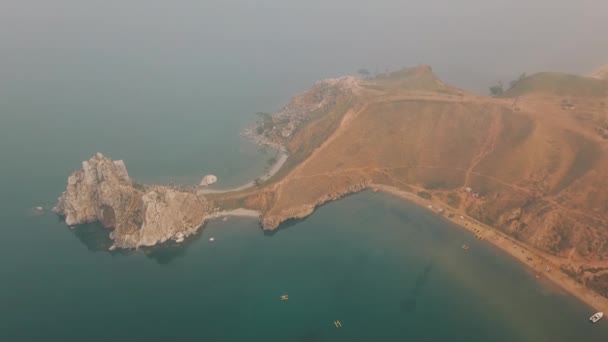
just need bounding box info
[281,295,288,301]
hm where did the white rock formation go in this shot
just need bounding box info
[54,153,214,248]
[199,174,218,186]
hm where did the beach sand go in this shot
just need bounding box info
[208,208,261,219]
[371,183,608,315]
[201,152,288,194]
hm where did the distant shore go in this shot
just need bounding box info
[371,184,608,315]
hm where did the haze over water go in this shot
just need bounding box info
[2,0,608,340]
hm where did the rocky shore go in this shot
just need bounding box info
[260,182,368,230]
[53,153,215,248]
[241,76,358,146]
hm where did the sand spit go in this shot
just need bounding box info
[201,151,287,194]
[208,208,261,219]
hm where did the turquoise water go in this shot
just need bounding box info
[2,1,608,340]
[4,191,608,341]
[2,87,608,339]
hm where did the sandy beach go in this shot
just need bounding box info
[201,151,288,194]
[207,208,261,219]
[371,183,608,315]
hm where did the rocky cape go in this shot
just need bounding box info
[54,153,214,248]
[53,75,357,248]
[53,65,608,302]
[207,65,608,300]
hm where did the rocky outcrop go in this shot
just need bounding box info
[131,187,211,247]
[54,153,215,248]
[54,153,136,227]
[199,174,218,186]
[242,76,359,144]
[260,182,367,230]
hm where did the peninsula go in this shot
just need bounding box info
[54,64,608,310]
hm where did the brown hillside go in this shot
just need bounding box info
[213,66,608,293]
[503,72,608,98]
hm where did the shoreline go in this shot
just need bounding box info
[201,148,288,194]
[207,208,261,219]
[371,183,608,315]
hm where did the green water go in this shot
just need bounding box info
[1,90,607,340]
[3,190,608,341]
[3,1,608,340]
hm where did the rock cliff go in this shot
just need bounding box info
[54,153,214,248]
[259,182,368,230]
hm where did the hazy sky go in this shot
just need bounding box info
[2,0,607,94]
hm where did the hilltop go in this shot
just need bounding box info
[211,64,608,298]
[503,72,608,98]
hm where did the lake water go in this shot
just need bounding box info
[2,1,608,340]
[4,189,608,341]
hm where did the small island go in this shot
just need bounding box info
[54,64,608,312]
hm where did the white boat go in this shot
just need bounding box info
[209,237,215,242]
[590,312,603,323]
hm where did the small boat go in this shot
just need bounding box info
[334,320,342,328]
[209,237,215,242]
[462,244,469,251]
[281,295,288,301]
[590,312,603,323]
